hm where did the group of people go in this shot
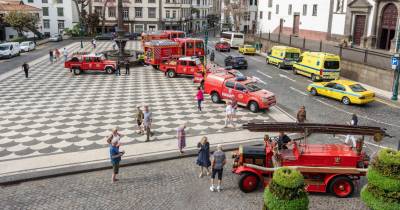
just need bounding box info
[135,105,153,142]
[49,48,68,64]
[115,59,131,76]
[224,99,238,128]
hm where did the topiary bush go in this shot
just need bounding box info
[264,167,309,210]
[361,149,400,210]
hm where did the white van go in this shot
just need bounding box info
[20,41,36,52]
[0,42,20,58]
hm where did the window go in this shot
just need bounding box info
[135,7,142,18]
[123,7,129,19]
[276,4,279,14]
[334,84,346,91]
[27,0,33,2]
[312,4,318,16]
[268,0,272,8]
[225,81,235,89]
[42,7,49,16]
[148,0,155,3]
[288,4,292,15]
[336,0,344,13]
[172,10,176,19]
[108,7,116,17]
[148,8,156,18]
[148,25,156,31]
[58,20,65,30]
[180,61,187,66]
[57,0,63,3]
[134,24,144,32]
[94,6,102,15]
[57,7,64,16]
[186,42,193,48]
[94,0,102,2]
[254,0,257,6]
[42,0,48,3]
[166,10,170,18]
[43,19,50,29]
[249,0,253,5]
[268,11,271,20]
[189,61,196,66]
[349,84,367,92]
[303,4,307,16]
[324,61,340,69]
[235,83,246,92]
[135,0,142,2]
[195,41,203,49]
[259,11,263,19]
[325,83,336,88]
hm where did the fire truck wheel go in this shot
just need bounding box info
[239,173,260,193]
[105,67,114,74]
[310,88,318,96]
[73,68,81,75]
[211,92,221,103]
[249,101,259,113]
[167,70,176,78]
[328,176,354,198]
[342,97,351,105]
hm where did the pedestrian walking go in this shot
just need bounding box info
[49,50,54,63]
[125,59,130,75]
[231,98,238,121]
[63,47,68,61]
[177,124,186,154]
[106,127,123,147]
[196,87,204,112]
[92,38,97,49]
[224,101,235,128]
[143,105,153,142]
[110,139,124,183]
[136,106,144,134]
[55,48,61,61]
[22,62,29,78]
[345,113,358,147]
[210,144,226,192]
[296,106,307,123]
[115,60,121,76]
[197,136,211,177]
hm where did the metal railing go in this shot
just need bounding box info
[255,32,393,70]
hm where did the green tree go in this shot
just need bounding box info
[361,149,400,210]
[4,11,39,37]
[86,13,100,35]
[264,167,309,210]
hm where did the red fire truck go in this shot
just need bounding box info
[159,56,204,78]
[232,123,387,197]
[64,53,116,75]
[141,31,169,47]
[174,38,205,60]
[144,40,182,69]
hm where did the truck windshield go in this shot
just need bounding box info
[0,45,10,50]
[349,84,367,92]
[285,53,299,60]
[324,61,340,69]
[245,82,262,92]
[178,33,185,38]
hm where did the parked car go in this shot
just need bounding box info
[0,42,20,58]
[95,33,114,40]
[49,34,63,42]
[20,41,36,52]
[215,41,231,52]
[224,55,248,69]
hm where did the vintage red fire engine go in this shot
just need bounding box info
[203,72,276,112]
[232,123,387,198]
[64,53,117,75]
[144,40,182,69]
[159,56,204,78]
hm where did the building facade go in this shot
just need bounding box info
[161,0,191,31]
[23,0,74,37]
[191,0,211,32]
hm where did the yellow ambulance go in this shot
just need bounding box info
[293,52,341,81]
[266,46,301,69]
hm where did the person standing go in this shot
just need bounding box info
[55,48,61,61]
[210,50,215,63]
[296,106,307,123]
[22,62,29,78]
[136,106,144,134]
[125,60,130,75]
[49,50,54,63]
[231,98,238,122]
[210,144,226,192]
[197,136,211,177]
[177,124,186,154]
[196,87,204,112]
[115,60,121,76]
[345,113,358,147]
[224,101,235,128]
[92,38,97,49]
[110,139,124,183]
[143,105,153,142]
[63,48,68,61]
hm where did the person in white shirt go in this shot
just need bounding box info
[224,101,235,128]
[63,48,68,61]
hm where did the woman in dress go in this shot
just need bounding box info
[177,124,186,154]
[196,136,211,178]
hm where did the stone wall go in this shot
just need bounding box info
[247,36,395,91]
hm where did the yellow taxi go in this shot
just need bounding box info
[239,44,256,55]
[307,80,375,105]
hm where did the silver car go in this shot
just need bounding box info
[49,34,63,42]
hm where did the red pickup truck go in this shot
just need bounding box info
[64,53,117,75]
[204,72,276,112]
[159,56,204,78]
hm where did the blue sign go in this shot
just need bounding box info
[392,57,399,66]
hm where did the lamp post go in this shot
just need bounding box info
[204,24,208,67]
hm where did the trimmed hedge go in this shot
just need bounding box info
[378,149,400,165]
[367,168,400,192]
[272,167,304,189]
[268,180,307,200]
[371,155,400,179]
[264,188,309,210]
[361,187,400,210]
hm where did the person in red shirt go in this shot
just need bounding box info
[196,86,204,112]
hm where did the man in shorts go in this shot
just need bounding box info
[136,106,144,134]
[110,139,124,183]
[210,144,226,192]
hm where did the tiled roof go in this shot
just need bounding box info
[0,0,40,12]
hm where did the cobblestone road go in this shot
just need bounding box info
[0,154,368,210]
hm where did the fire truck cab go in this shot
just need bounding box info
[204,72,276,112]
[159,56,204,78]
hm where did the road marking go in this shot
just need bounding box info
[252,76,266,84]
[273,105,297,122]
[279,74,296,82]
[314,98,400,128]
[247,56,264,63]
[375,98,400,109]
[290,86,308,96]
[256,70,272,78]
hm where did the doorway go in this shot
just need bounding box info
[379,3,398,50]
[353,15,366,45]
[293,14,300,36]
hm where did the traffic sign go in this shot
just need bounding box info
[392,57,399,66]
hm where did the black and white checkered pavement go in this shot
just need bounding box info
[0,41,273,161]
